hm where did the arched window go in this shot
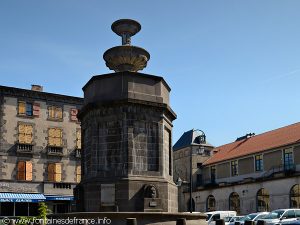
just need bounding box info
[257,188,270,212]
[229,192,240,214]
[207,195,216,212]
[290,184,300,208]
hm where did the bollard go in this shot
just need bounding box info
[257,220,266,225]
[235,222,241,225]
[244,221,255,225]
[216,219,225,225]
[126,218,137,225]
[9,219,15,225]
[176,218,187,225]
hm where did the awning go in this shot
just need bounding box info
[0,193,46,202]
[45,195,74,201]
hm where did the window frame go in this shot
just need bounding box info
[231,160,238,176]
[48,163,62,182]
[18,101,33,117]
[17,161,32,181]
[48,105,63,121]
[255,154,263,172]
[48,127,63,147]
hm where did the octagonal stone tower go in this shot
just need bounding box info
[75,19,178,212]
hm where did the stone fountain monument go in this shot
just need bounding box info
[76,18,177,212]
[54,19,206,225]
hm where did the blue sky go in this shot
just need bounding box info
[1,0,300,146]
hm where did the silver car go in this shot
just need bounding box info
[262,209,300,225]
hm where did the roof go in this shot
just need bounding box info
[203,122,300,165]
[0,85,83,105]
[173,129,214,151]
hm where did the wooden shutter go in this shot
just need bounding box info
[49,128,62,146]
[18,124,26,143]
[33,103,40,117]
[18,101,26,115]
[55,163,62,182]
[56,107,63,119]
[17,161,26,180]
[25,125,33,144]
[48,106,55,119]
[25,161,33,181]
[70,109,78,121]
[48,163,55,181]
[76,166,81,183]
[76,130,81,149]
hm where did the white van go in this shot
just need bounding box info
[205,211,237,225]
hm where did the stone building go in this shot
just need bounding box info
[173,129,214,211]
[0,85,83,216]
[176,122,300,214]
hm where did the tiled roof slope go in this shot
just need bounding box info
[203,122,300,165]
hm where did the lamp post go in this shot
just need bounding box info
[189,129,206,213]
[189,144,193,213]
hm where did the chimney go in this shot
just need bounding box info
[31,85,43,92]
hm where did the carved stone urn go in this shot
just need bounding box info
[103,19,150,72]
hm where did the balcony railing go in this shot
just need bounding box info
[263,163,296,178]
[17,143,34,153]
[47,146,63,156]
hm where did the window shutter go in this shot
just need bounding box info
[55,163,62,182]
[25,161,33,181]
[18,101,26,115]
[48,163,55,181]
[48,128,54,146]
[17,161,26,180]
[56,107,63,119]
[25,125,33,144]
[33,103,40,117]
[76,166,81,183]
[18,124,26,143]
[76,130,81,149]
[48,106,55,119]
[70,109,78,121]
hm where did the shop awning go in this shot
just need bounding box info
[45,195,74,201]
[0,193,46,202]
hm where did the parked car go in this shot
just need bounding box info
[236,212,269,225]
[262,209,300,225]
[205,211,237,225]
[225,216,245,225]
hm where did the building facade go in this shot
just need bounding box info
[173,129,214,211]
[0,85,83,216]
[176,123,300,214]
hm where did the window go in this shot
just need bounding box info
[48,106,63,120]
[17,161,32,181]
[70,108,78,122]
[257,188,270,212]
[229,192,240,214]
[76,130,81,149]
[284,148,294,170]
[48,128,63,147]
[18,101,33,116]
[48,163,62,182]
[76,166,81,183]
[255,155,263,172]
[283,210,295,219]
[290,184,300,208]
[18,124,33,144]
[211,166,216,182]
[231,160,238,176]
[207,195,216,212]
